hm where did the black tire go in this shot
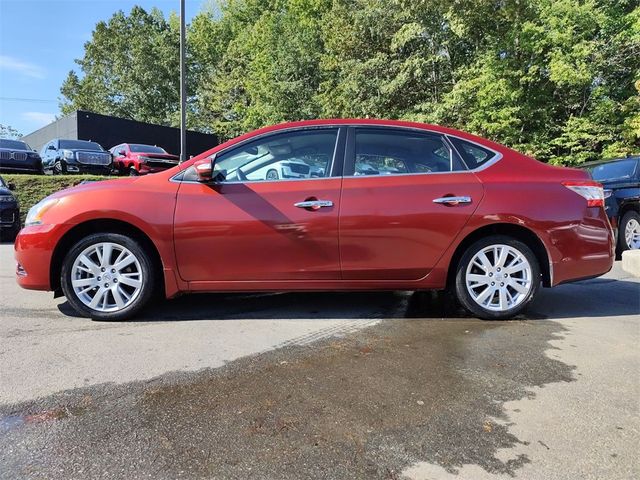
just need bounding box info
[618,210,640,252]
[129,167,140,176]
[266,169,279,180]
[60,233,156,321]
[53,160,66,175]
[454,235,541,320]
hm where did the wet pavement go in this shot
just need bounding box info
[0,243,638,479]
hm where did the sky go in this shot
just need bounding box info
[0,0,205,137]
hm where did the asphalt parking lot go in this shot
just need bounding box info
[0,242,638,480]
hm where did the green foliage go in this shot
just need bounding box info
[61,0,640,165]
[0,124,22,139]
[60,6,180,126]
[3,174,112,225]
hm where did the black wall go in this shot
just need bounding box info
[76,110,217,157]
[23,110,218,158]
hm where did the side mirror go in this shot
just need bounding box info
[117,149,126,156]
[8,182,16,191]
[47,145,56,150]
[194,157,214,182]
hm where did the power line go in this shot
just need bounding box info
[0,97,57,104]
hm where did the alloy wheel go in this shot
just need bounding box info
[625,218,640,249]
[70,242,143,312]
[465,244,533,312]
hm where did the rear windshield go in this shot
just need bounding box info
[129,144,167,153]
[449,137,497,169]
[590,159,638,182]
[59,140,104,151]
[0,139,30,150]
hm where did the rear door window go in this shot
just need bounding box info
[348,128,466,176]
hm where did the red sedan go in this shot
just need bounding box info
[15,119,614,321]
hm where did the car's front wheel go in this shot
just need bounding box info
[60,233,156,321]
[53,160,66,175]
[620,210,640,251]
[454,235,540,320]
[266,169,279,180]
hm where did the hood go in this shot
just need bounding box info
[48,176,139,200]
[0,147,31,152]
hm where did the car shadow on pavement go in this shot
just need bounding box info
[57,276,639,322]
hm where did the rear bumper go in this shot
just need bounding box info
[548,207,615,286]
[14,224,70,291]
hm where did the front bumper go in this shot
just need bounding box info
[0,159,43,174]
[0,204,20,230]
[65,161,113,175]
[139,164,177,174]
[14,223,70,291]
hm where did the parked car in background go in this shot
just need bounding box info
[0,139,43,174]
[246,159,311,180]
[41,139,112,175]
[15,119,614,321]
[0,175,20,241]
[109,143,179,176]
[583,156,640,252]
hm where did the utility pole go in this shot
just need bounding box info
[179,0,187,163]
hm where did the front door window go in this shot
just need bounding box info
[212,129,339,182]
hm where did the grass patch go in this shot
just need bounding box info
[3,174,116,225]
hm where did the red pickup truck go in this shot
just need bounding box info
[109,143,179,176]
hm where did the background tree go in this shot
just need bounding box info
[60,0,639,165]
[0,124,22,139]
[60,6,180,126]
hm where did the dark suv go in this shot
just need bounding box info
[41,139,112,175]
[584,156,640,253]
[0,139,43,174]
[0,175,20,241]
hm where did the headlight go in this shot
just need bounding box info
[25,198,59,226]
[62,149,75,160]
[0,196,16,203]
[28,151,41,159]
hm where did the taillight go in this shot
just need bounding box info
[562,181,605,207]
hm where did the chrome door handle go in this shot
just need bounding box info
[432,196,472,206]
[294,200,334,209]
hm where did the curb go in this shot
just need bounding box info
[621,250,640,277]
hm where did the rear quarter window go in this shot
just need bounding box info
[449,137,497,170]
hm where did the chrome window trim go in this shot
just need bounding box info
[170,123,504,183]
[445,134,503,172]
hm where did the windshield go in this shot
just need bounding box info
[59,140,104,151]
[0,139,30,150]
[129,144,167,154]
[590,159,638,182]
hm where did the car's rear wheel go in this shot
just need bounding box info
[60,233,156,321]
[620,210,640,251]
[455,235,540,320]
